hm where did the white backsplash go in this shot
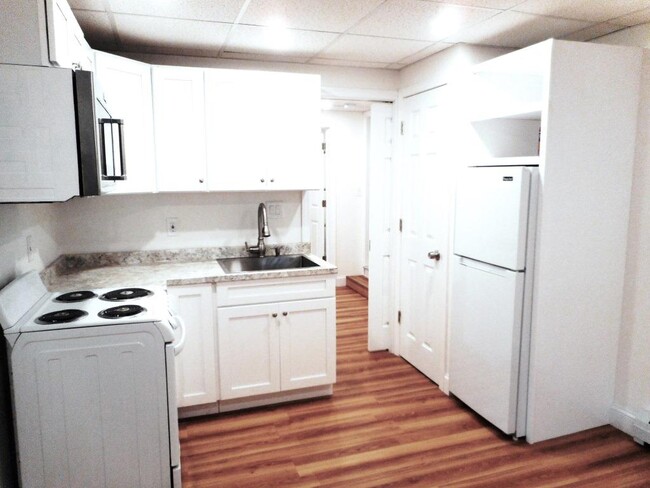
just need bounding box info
[55,191,304,254]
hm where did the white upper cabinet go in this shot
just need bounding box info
[95,51,155,194]
[152,66,208,192]
[0,65,79,202]
[46,0,91,71]
[205,69,322,192]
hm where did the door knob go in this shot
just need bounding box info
[428,251,441,261]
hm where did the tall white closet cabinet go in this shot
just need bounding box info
[451,39,642,443]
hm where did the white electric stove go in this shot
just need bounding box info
[0,271,184,488]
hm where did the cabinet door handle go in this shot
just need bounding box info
[260,178,265,183]
[272,313,278,318]
[199,178,204,184]
[282,312,288,316]
[270,178,275,183]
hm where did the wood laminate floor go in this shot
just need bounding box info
[179,287,649,487]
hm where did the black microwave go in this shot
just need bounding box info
[73,70,125,196]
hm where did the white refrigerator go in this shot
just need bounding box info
[449,165,537,437]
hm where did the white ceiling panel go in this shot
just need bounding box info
[396,42,453,65]
[220,51,311,63]
[446,10,591,47]
[73,10,117,48]
[350,0,500,41]
[309,58,392,69]
[319,34,431,63]
[108,0,246,23]
[115,14,232,55]
[610,7,650,26]
[512,0,650,23]
[240,0,385,33]
[226,25,338,57]
[561,22,626,42]
[435,0,527,9]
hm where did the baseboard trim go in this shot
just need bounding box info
[336,275,347,287]
[610,405,636,437]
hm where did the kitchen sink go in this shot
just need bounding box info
[217,255,320,274]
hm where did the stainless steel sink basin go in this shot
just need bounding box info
[217,255,320,274]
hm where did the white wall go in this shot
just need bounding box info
[0,203,60,287]
[592,24,650,433]
[116,51,400,96]
[322,110,368,278]
[399,43,511,96]
[55,192,303,254]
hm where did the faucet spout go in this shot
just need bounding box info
[246,203,270,257]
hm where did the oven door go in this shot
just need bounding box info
[165,342,182,486]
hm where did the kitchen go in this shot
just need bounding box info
[1,0,650,486]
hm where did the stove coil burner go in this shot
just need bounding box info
[98,305,146,319]
[36,309,88,324]
[54,290,97,303]
[100,288,153,301]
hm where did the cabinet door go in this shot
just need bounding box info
[152,66,207,192]
[279,298,336,391]
[96,52,156,193]
[217,303,281,400]
[205,69,322,191]
[264,72,322,191]
[205,69,268,191]
[0,65,79,202]
[168,285,218,408]
[46,0,78,68]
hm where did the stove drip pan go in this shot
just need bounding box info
[36,309,88,324]
[100,288,153,301]
[98,305,146,319]
[55,291,97,302]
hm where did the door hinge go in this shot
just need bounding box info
[399,219,403,232]
[322,200,327,208]
[398,310,402,324]
[400,121,405,135]
[322,142,327,153]
[368,240,371,252]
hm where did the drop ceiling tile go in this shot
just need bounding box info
[512,0,650,23]
[226,25,338,57]
[220,51,311,64]
[446,10,591,47]
[319,34,431,63]
[240,0,385,33]
[561,22,625,42]
[308,58,393,69]
[108,0,246,23]
[68,0,106,11]
[432,0,526,9]
[349,0,500,42]
[73,10,117,48]
[114,14,231,55]
[610,7,650,26]
[396,42,453,65]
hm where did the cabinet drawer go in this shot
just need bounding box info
[216,276,335,307]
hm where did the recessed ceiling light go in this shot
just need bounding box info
[430,8,463,38]
[265,17,293,51]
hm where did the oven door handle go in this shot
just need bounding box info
[170,312,187,356]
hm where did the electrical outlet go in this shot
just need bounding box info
[26,235,34,262]
[166,217,178,236]
[267,202,283,220]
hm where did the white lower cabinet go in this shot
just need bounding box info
[168,284,218,408]
[218,297,335,400]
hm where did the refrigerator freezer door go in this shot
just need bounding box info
[449,256,525,435]
[454,166,531,271]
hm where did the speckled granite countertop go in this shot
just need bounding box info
[41,243,337,291]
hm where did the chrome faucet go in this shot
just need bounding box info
[245,203,270,257]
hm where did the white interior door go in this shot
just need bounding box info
[398,87,452,385]
[302,129,327,259]
[368,103,394,351]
